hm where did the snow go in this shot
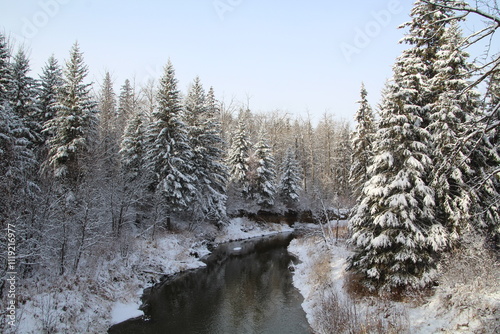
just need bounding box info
[111,302,143,324]
[288,235,353,329]
[214,217,293,243]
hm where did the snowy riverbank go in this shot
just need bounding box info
[289,235,499,334]
[13,218,292,334]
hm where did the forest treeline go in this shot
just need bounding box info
[0,34,352,285]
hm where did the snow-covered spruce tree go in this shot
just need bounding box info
[119,110,148,229]
[116,78,135,135]
[0,39,39,278]
[97,71,129,235]
[348,81,444,292]
[184,78,228,223]
[334,121,353,202]
[250,132,277,209]
[121,112,146,185]
[145,60,195,228]
[428,22,483,241]
[0,43,35,220]
[98,71,117,136]
[0,33,11,103]
[278,148,302,209]
[469,68,500,243]
[348,0,459,292]
[97,71,120,176]
[350,83,375,201]
[38,55,63,140]
[44,42,98,188]
[227,118,251,196]
[10,48,41,145]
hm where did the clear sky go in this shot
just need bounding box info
[0,0,478,123]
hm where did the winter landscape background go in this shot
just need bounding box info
[1,0,499,333]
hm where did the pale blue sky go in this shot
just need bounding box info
[1,0,487,123]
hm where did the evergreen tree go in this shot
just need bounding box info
[145,60,195,227]
[121,111,146,184]
[44,42,98,187]
[228,118,250,184]
[0,33,11,103]
[38,55,63,139]
[251,133,277,208]
[0,37,38,251]
[350,83,375,200]
[116,79,135,135]
[428,22,482,241]
[227,118,251,194]
[97,71,119,175]
[10,48,41,144]
[0,98,36,218]
[184,78,228,222]
[470,68,500,243]
[206,87,219,123]
[98,71,116,135]
[279,148,302,208]
[120,110,148,229]
[334,121,353,201]
[348,81,444,292]
[347,0,458,292]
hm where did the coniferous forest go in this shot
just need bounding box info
[1,0,499,333]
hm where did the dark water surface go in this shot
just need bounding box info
[109,233,311,334]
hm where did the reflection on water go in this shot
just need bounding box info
[109,233,311,334]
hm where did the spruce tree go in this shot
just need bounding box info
[251,133,277,208]
[350,83,375,200]
[98,71,117,135]
[98,71,119,177]
[227,118,251,194]
[120,110,148,228]
[0,33,11,104]
[470,68,500,243]
[428,22,482,241]
[279,148,302,209]
[116,79,135,135]
[121,112,146,184]
[39,55,63,139]
[10,48,41,145]
[335,121,353,200]
[0,98,36,215]
[44,42,98,187]
[184,78,228,222]
[0,37,37,226]
[145,60,195,228]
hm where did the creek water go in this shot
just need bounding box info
[108,232,311,333]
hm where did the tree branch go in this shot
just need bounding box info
[422,0,500,25]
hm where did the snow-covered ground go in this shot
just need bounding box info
[214,217,293,243]
[12,218,293,334]
[289,234,500,334]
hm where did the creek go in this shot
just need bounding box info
[108,232,312,333]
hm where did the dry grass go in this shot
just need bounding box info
[301,236,410,334]
[313,281,410,334]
